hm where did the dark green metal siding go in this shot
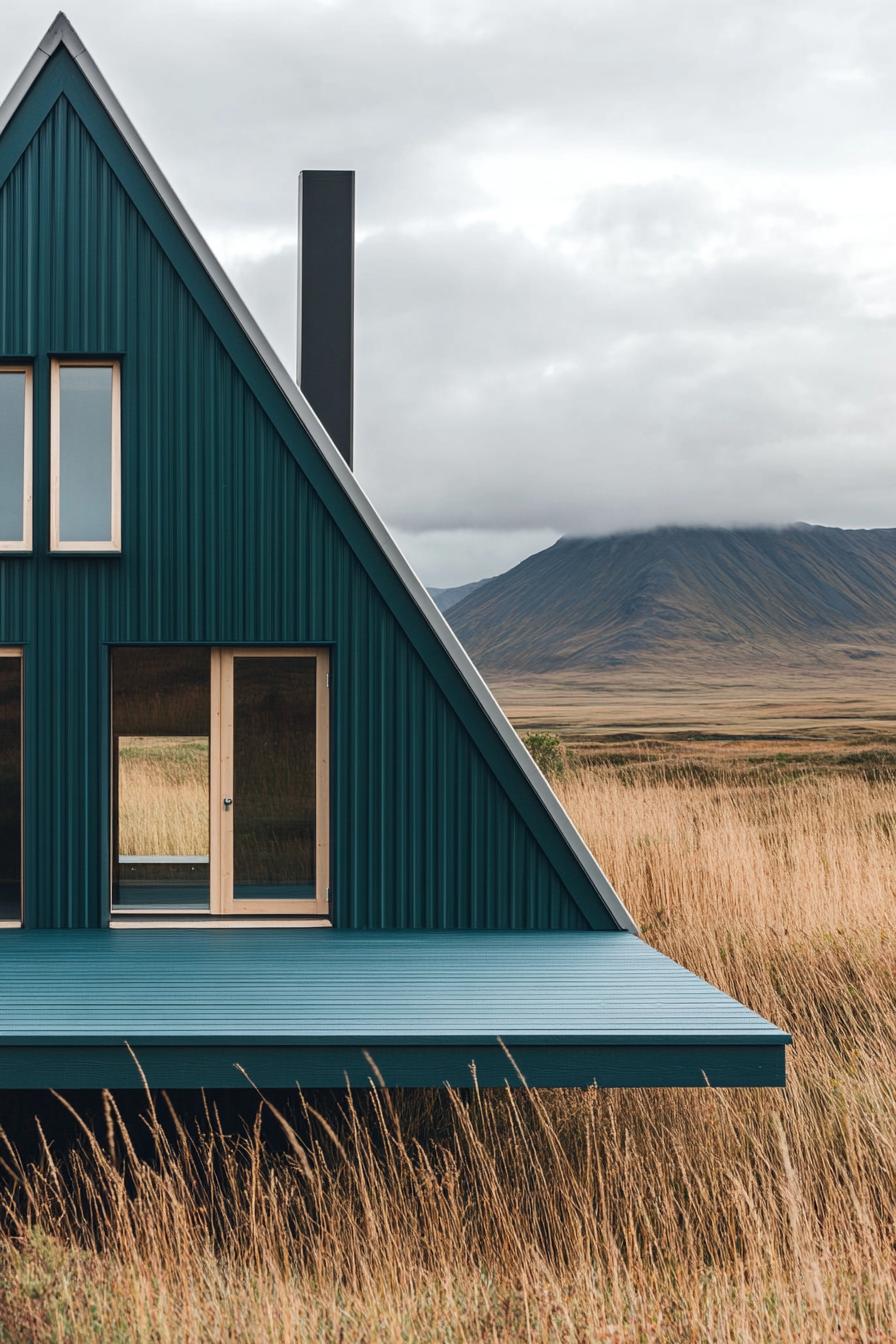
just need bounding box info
[0,62,597,930]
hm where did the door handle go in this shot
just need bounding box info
[223,797,233,811]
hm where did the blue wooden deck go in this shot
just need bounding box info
[0,930,789,1089]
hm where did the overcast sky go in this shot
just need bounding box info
[4,2,896,584]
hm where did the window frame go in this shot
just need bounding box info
[214,647,331,917]
[109,645,213,919]
[50,358,121,553]
[0,647,23,928]
[0,365,33,554]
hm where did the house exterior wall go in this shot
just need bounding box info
[0,64,597,931]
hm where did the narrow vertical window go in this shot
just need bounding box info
[0,367,32,552]
[112,647,211,912]
[50,360,121,551]
[0,651,22,923]
[220,649,330,915]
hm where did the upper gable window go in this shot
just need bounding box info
[0,367,32,552]
[50,360,121,552]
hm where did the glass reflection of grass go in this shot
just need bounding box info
[118,729,316,886]
[118,735,209,858]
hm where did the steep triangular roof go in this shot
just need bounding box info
[0,13,637,934]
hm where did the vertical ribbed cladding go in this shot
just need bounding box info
[0,88,589,931]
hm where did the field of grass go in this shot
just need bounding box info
[0,741,893,1341]
[493,656,896,740]
[118,736,210,857]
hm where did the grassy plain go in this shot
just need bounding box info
[0,690,894,1341]
[493,653,896,740]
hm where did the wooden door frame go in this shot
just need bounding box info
[111,646,330,920]
[211,647,330,916]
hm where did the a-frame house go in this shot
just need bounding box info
[0,14,788,1090]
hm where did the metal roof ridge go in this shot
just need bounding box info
[38,13,86,59]
[0,17,639,936]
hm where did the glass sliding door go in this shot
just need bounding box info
[110,647,329,918]
[112,647,211,911]
[0,651,22,922]
[218,650,329,915]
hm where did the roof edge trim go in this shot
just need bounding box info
[0,14,639,935]
[39,13,86,59]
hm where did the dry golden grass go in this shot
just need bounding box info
[0,751,894,1342]
[118,737,209,857]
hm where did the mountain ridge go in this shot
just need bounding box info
[442,525,896,675]
[430,578,491,613]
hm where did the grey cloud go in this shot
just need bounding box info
[349,208,896,541]
[8,0,896,230]
[206,180,896,579]
[564,181,722,258]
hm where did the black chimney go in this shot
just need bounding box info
[297,170,355,468]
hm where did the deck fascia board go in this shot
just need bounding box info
[0,1043,787,1091]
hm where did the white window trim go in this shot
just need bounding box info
[0,366,32,553]
[50,358,121,553]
